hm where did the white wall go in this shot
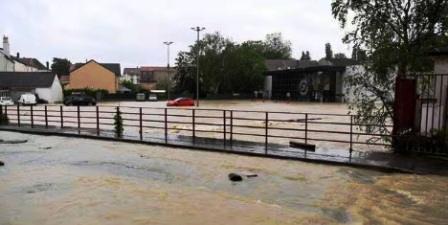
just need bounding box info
[35,76,63,103]
[0,54,14,71]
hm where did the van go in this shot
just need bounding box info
[18,93,37,105]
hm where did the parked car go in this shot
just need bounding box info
[166,97,195,107]
[136,93,146,101]
[64,93,96,106]
[18,93,37,105]
[148,94,158,101]
[0,96,14,106]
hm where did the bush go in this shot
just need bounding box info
[114,107,123,138]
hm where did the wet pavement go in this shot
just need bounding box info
[1,131,448,225]
[1,124,448,175]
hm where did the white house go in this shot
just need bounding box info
[0,35,49,72]
[0,36,15,72]
[0,72,63,103]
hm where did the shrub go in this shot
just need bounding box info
[114,107,123,138]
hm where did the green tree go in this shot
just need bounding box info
[263,33,292,59]
[120,80,140,93]
[334,53,347,59]
[332,0,448,140]
[173,32,268,96]
[51,58,71,76]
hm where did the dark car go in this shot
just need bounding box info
[64,93,96,106]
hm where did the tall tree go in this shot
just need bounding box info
[325,43,333,59]
[332,0,448,140]
[51,58,71,76]
[263,33,292,59]
[173,32,267,96]
[334,53,347,59]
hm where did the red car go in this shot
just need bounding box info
[166,97,195,107]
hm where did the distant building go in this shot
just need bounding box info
[264,58,361,102]
[0,72,63,103]
[67,60,121,94]
[121,67,140,85]
[121,66,175,91]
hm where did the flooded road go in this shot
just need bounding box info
[1,131,447,224]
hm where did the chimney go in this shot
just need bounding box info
[3,36,10,56]
[16,52,20,58]
[46,61,49,70]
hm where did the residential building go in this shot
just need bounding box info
[67,60,121,93]
[0,35,49,72]
[0,72,63,103]
[13,55,49,72]
[139,66,175,90]
[0,36,15,71]
[121,66,176,91]
[121,67,140,85]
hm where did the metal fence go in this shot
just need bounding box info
[0,105,393,153]
[413,73,448,136]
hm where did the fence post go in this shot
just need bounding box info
[139,107,143,140]
[0,105,2,117]
[96,106,100,136]
[265,112,269,154]
[350,115,353,153]
[223,110,227,147]
[192,109,196,143]
[17,105,20,127]
[305,113,308,144]
[45,105,48,128]
[164,108,168,143]
[4,105,7,119]
[77,105,80,132]
[30,105,34,128]
[230,110,233,146]
[60,105,63,128]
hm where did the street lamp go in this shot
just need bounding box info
[163,41,174,68]
[163,41,174,100]
[191,26,205,107]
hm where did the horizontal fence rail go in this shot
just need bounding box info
[0,105,394,154]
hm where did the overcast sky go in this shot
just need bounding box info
[0,0,351,70]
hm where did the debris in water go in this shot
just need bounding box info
[0,161,4,166]
[228,173,243,182]
[40,146,52,150]
[0,139,28,144]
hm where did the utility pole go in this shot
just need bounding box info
[163,41,174,100]
[191,26,205,107]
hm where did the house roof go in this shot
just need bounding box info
[429,46,448,56]
[14,57,47,70]
[70,60,121,76]
[265,59,299,71]
[123,67,140,75]
[140,66,176,72]
[265,65,346,76]
[0,72,56,89]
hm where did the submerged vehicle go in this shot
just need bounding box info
[64,93,96,106]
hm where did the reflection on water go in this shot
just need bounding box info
[0,131,447,225]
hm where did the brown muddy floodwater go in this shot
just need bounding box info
[0,131,447,225]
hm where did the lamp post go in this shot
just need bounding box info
[163,41,174,68]
[163,41,174,100]
[191,26,205,107]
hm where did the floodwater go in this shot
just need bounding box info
[1,131,447,225]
